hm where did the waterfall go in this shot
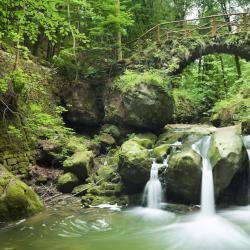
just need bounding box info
[243,135,250,200]
[142,159,166,209]
[192,136,215,215]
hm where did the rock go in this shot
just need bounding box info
[209,126,247,196]
[166,148,202,204]
[153,144,171,162]
[130,133,157,149]
[100,124,122,140]
[36,139,63,167]
[104,84,174,130]
[57,172,79,193]
[118,140,151,193]
[63,151,93,179]
[99,133,116,150]
[63,83,103,126]
[156,131,186,146]
[0,165,44,221]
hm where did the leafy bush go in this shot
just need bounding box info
[114,69,170,93]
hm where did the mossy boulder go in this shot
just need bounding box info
[118,140,151,193]
[63,150,93,179]
[166,148,202,204]
[99,133,116,150]
[100,124,122,140]
[81,194,128,207]
[209,127,247,196]
[130,133,157,149]
[0,166,44,221]
[57,172,79,193]
[156,131,186,146]
[104,84,174,130]
[153,144,171,162]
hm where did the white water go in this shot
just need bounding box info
[192,136,215,215]
[142,159,167,209]
[162,135,250,250]
[243,135,250,200]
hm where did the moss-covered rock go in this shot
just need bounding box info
[81,194,128,207]
[166,148,202,204]
[0,165,44,221]
[153,144,171,162]
[57,172,79,193]
[209,126,247,196]
[63,150,93,179]
[156,131,186,146]
[99,133,116,150]
[100,124,122,140]
[118,140,151,193]
[130,133,157,149]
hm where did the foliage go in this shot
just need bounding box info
[114,69,170,93]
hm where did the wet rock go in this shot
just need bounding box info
[153,144,171,162]
[57,172,79,193]
[166,147,202,204]
[0,165,44,221]
[209,126,248,196]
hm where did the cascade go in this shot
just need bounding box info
[142,159,167,209]
[192,136,215,215]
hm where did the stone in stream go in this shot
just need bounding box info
[166,147,202,204]
[0,165,44,221]
[164,125,248,205]
[209,126,248,198]
[118,139,151,193]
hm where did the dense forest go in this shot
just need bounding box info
[0,1,250,250]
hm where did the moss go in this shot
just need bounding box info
[153,144,171,162]
[0,166,44,221]
[57,172,79,193]
[100,124,121,140]
[97,166,116,181]
[130,133,157,149]
[81,193,128,207]
[63,150,93,179]
[120,140,149,162]
[156,132,186,146]
[114,69,170,94]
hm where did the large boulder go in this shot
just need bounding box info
[63,150,93,179]
[63,83,103,126]
[118,140,151,193]
[166,147,202,204]
[0,166,44,221]
[209,126,248,197]
[104,84,174,130]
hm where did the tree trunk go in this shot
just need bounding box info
[235,55,241,79]
[115,0,123,61]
